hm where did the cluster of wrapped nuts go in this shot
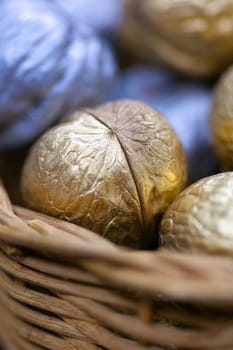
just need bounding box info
[1,0,233,255]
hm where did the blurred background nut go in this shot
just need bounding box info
[108,65,218,183]
[210,65,233,170]
[119,0,233,77]
[21,100,187,249]
[0,0,117,151]
[53,0,123,37]
[160,172,233,256]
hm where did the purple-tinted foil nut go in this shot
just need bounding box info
[53,0,123,37]
[0,0,117,150]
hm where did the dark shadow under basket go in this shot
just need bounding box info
[0,181,233,350]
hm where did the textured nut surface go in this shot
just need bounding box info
[21,100,187,248]
[109,66,217,183]
[120,0,233,77]
[160,172,233,255]
[210,65,233,170]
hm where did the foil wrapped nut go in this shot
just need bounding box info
[160,172,233,256]
[210,65,233,170]
[53,0,123,37]
[21,100,187,249]
[120,0,233,77]
[108,65,218,183]
[0,0,117,151]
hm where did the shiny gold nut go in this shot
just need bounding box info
[210,65,233,170]
[160,172,233,256]
[120,0,233,77]
[21,100,187,249]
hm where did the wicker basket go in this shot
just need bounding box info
[0,181,233,350]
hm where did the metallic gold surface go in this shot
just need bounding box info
[21,100,187,249]
[119,0,233,77]
[210,65,233,170]
[160,172,233,256]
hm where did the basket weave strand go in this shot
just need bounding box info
[0,181,233,349]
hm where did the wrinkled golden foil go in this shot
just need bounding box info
[160,173,233,256]
[210,65,233,170]
[119,0,233,77]
[21,100,187,248]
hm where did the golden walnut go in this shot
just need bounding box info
[160,172,233,256]
[21,100,187,249]
[119,0,233,77]
[210,65,233,170]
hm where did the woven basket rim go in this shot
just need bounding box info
[1,180,233,350]
[0,180,233,306]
